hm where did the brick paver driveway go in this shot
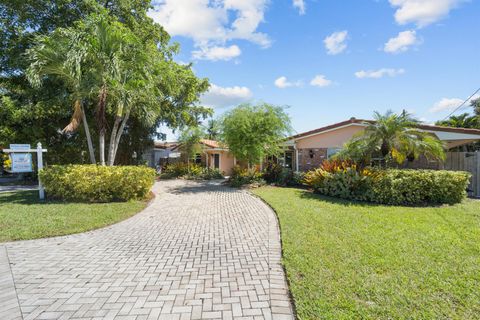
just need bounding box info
[1,180,294,320]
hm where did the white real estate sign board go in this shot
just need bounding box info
[9,144,33,173]
[3,143,47,199]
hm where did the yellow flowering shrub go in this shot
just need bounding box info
[39,165,155,202]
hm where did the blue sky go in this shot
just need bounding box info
[149,0,479,140]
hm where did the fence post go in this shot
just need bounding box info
[477,152,480,198]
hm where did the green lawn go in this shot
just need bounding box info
[252,187,480,320]
[0,190,148,242]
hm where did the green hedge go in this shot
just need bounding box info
[160,163,224,180]
[39,165,155,202]
[305,167,471,205]
[371,169,471,205]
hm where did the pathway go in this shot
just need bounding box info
[1,179,294,320]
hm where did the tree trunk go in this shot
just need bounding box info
[97,84,108,166]
[81,103,96,164]
[99,132,105,166]
[111,109,130,165]
[107,116,121,166]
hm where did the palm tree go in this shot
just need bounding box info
[204,119,220,140]
[337,111,445,167]
[26,29,96,164]
[29,15,148,166]
[84,18,126,166]
[436,113,477,128]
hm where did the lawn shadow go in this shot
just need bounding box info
[297,189,444,208]
[0,190,142,205]
[297,189,384,208]
[0,190,42,205]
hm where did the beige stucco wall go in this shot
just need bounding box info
[206,150,235,175]
[295,125,364,149]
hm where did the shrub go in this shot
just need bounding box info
[229,166,265,187]
[160,162,224,180]
[39,165,155,202]
[371,169,471,205]
[263,161,304,187]
[263,161,284,183]
[304,161,373,201]
[199,168,224,180]
[304,160,471,205]
[161,162,198,178]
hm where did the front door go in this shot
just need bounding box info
[213,154,220,169]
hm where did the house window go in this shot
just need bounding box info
[327,148,341,159]
[284,151,293,169]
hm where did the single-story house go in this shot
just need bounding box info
[169,139,237,175]
[148,118,480,175]
[284,118,480,172]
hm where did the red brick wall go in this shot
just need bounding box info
[298,148,328,171]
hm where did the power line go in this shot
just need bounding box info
[441,87,480,120]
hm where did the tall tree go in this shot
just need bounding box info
[24,11,211,166]
[1,1,210,165]
[204,119,220,140]
[337,111,445,166]
[221,103,292,166]
[26,27,96,163]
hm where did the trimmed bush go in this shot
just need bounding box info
[371,169,471,205]
[160,162,224,180]
[304,160,471,205]
[228,166,265,187]
[40,165,155,202]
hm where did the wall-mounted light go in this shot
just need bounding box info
[309,149,314,159]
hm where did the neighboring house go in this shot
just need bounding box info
[143,141,179,167]
[284,117,480,172]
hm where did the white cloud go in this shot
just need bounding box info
[429,98,463,113]
[293,0,306,15]
[429,95,480,113]
[192,45,241,61]
[389,0,465,27]
[274,76,302,88]
[149,0,271,61]
[310,75,332,87]
[324,31,348,55]
[384,30,419,53]
[355,68,405,79]
[201,84,253,108]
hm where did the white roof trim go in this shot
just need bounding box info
[424,130,480,141]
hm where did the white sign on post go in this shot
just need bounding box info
[3,143,47,200]
[9,144,33,173]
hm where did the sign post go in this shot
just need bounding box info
[37,143,45,200]
[2,143,47,200]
